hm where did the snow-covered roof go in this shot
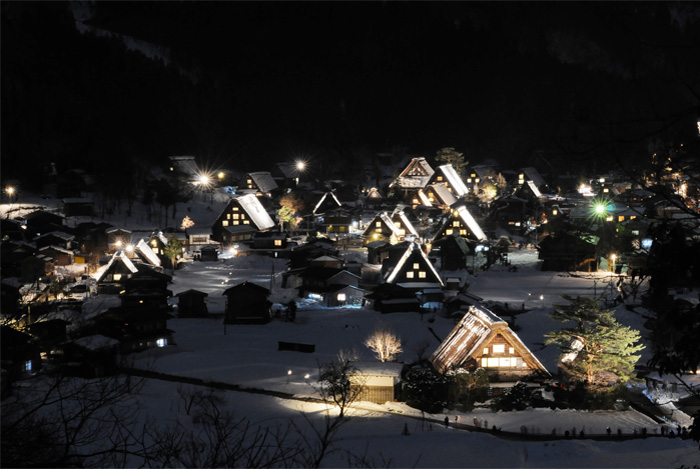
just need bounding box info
[438,164,469,197]
[454,205,487,241]
[135,239,161,266]
[38,245,74,255]
[520,167,547,188]
[390,209,420,239]
[244,172,279,193]
[430,305,549,375]
[426,183,457,207]
[35,230,74,241]
[313,192,342,214]
[390,157,435,189]
[415,190,433,207]
[385,241,443,287]
[526,180,543,198]
[235,194,275,231]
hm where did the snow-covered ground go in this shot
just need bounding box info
[3,194,699,467]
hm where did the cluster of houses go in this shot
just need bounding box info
[2,151,697,401]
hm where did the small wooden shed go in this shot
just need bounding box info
[176,289,209,317]
[223,282,271,324]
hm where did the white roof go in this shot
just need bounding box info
[455,205,487,241]
[526,180,543,198]
[136,239,162,266]
[390,157,435,189]
[313,192,342,214]
[386,241,443,287]
[391,210,419,238]
[245,172,279,193]
[236,194,275,231]
[438,164,469,197]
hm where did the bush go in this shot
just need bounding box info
[402,363,447,414]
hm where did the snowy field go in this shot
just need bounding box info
[3,196,699,467]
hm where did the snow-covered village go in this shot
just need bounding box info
[2,2,700,469]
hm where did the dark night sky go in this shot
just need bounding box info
[2,1,699,187]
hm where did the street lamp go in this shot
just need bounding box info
[610,253,617,274]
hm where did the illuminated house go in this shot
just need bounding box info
[212,194,276,245]
[383,241,443,289]
[430,305,550,382]
[427,164,469,198]
[409,189,433,209]
[313,191,342,215]
[423,183,457,210]
[295,266,363,307]
[362,212,402,244]
[239,171,278,197]
[389,209,420,241]
[365,187,383,206]
[106,227,132,253]
[96,251,139,294]
[433,205,488,246]
[389,157,435,200]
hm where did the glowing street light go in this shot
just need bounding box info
[296,161,306,171]
[610,253,617,274]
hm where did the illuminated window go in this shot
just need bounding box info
[499,358,512,367]
[603,188,609,193]
[406,271,415,279]
[226,214,231,220]
[487,357,499,367]
[232,214,239,220]
[151,240,157,246]
[475,178,480,183]
[413,263,420,269]
[156,338,167,348]
[606,215,613,222]
[445,229,454,235]
[233,207,239,211]
[243,220,250,224]
[418,271,426,278]
[552,209,558,216]
[222,220,229,226]
[395,221,402,228]
[509,347,515,355]
[471,173,476,178]
[492,344,505,354]
[481,358,488,367]
[459,229,467,236]
[337,293,347,302]
[483,348,489,355]
[376,221,382,228]
[274,239,282,246]
[453,220,460,227]
[437,176,443,181]
[618,216,625,222]
[467,178,472,183]
[25,360,32,372]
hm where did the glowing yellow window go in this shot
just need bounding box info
[606,216,613,222]
[483,348,489,355]
[509,347,515,354]
[467,178,472,183]
[475,178,480,183]
[113,274,121,281]
[445,229,454,235]
[437,176,443,181]
[492,344,505,354]
[459,229,467,235]
[453,221,460,227]
[499,358,512,367]
[222,220,229,227]
[226,214,231,220]
[487,358,499,367]
[233,214,239,220]
[274,240,282,246]
[233,207,239,211]
[618,216,625,222]
[376,221,382,228]
[418,271,426,278]
[243,220,250,224]
[406,271,415,279]
[232,221,238,225]
[413,263,420,269]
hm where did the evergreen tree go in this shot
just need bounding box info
[435,147,468,178]
[545,296,644,391]
[164,235,183,275]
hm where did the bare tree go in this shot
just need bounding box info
[364,324,403,362]
[1,371,150,468]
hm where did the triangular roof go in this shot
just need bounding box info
[35,230,75,241]
[229,194,276,231]
[135,239,162,266]
[390,157,435,189]
[242,172,278,193]
[437,164,469,197]
[362,212,403,240]
[390,209,420,239]
[426,183,457,207]
[385,241,443,287]
[437,205,487,242]
[96,250,138,283]
[223,281,270,296]
[313,192,342,215]
[414,189,433,207]
[366,187,382,199]
[38,245,74,255]
[520,167,547,188]
[430,305,550,375]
